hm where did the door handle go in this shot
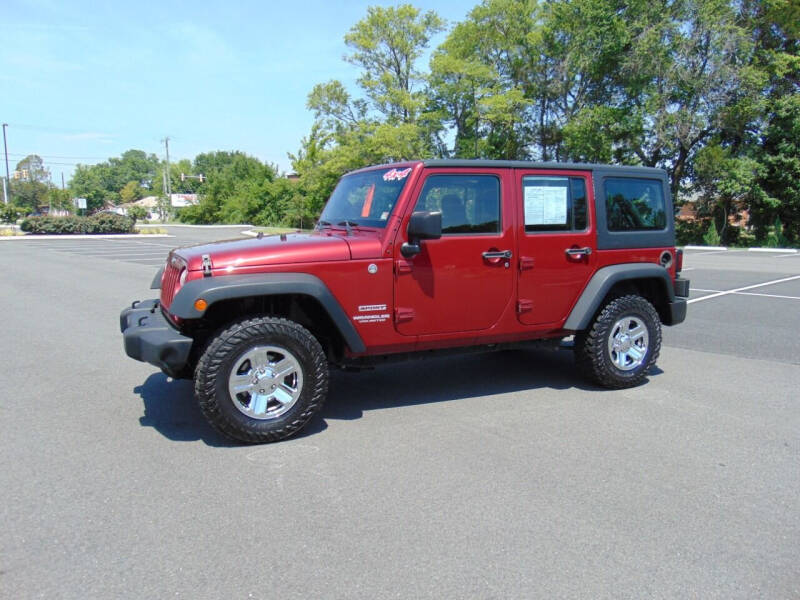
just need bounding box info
[565,247,592,257]
[482,250,512,260]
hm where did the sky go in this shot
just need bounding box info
[1,0,473,183]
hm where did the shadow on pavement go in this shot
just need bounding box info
[135,374,239,447]
[323,348,592,421]
[135,348,661,444]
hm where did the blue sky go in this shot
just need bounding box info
[1,0,472,182]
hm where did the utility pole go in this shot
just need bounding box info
[2,123,10,204]
[162,136,172,199]
[161,137,172,223]
[61,172,65,190]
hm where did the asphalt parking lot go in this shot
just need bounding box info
[1,230,798,599]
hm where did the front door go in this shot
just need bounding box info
[515,170,596,326]
[394,170,514,336]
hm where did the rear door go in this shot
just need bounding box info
[394,169,514,336]
[515,169,596,326]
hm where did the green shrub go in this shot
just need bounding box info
[19,214,135,234]
[85,213,135,233]
[1,203,23,224]
[721,225,741,247]
[764,217,789,248]
[676,220,706,246]
[703,221,721,246]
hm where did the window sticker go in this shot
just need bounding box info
[524,185,568,226]
[382,167,412,182]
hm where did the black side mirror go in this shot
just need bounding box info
[402,210,442,258]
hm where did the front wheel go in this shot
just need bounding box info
[195,316,328,443]
[574,295,662,389]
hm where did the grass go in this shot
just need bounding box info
[135,227,168,234]
[0,227,24,236]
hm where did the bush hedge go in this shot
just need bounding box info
[20,214,135,234]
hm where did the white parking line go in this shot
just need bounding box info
[687,275,800,304]
[690,287,800,301]
[80,251,167,257]
[776,253,800,258]
[690,249,729,256]
[736,291,800,300]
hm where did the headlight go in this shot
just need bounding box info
[179,267,188,286]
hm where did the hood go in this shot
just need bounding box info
[175,232,351,272]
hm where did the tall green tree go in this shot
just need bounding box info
[344,4,444,124]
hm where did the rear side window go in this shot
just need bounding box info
[605,178,666,231]
[522,176,588,232]
[416,174,500,234]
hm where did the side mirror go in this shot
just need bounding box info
[402,211,442,258]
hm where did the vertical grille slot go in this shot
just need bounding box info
[160,263,181,309]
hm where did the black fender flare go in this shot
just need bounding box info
[169,273,366,353]
[563,263,675,331]
[150,266,164,289]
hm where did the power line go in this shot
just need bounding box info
[5,151,109,160]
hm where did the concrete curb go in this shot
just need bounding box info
[683,245,798,253]
[747,247,798,254]
[0,234,174,240]
[137,223,253,228]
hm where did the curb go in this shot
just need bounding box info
[683,245,798,253]
[0,234,174,240]
[137,223,253,228]
[747,247,797,254]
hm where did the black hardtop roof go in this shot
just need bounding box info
[422,159,665,175]
[347,160,665,176]
[347,160,666,177]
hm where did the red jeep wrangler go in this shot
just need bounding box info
[121,160,689,443]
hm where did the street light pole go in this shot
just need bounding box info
[2,123,10,204]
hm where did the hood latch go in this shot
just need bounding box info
[201,254,213,277]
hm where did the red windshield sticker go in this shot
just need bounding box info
[361,184,375,217]
[382,168,412,182]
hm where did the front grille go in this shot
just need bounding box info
[160,262,182,309]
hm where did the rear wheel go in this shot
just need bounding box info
[195,316,328,443]
[575,295,661,389]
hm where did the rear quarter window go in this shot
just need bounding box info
[605,178,666,231]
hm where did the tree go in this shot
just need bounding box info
[120,181,143,204]
[344,4,444,124]
[127,205,147,223]
[15,154,50,183]
[11,155,51,213]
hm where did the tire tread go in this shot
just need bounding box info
[194,316,328,443]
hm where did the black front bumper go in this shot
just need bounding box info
[120,299,193,377]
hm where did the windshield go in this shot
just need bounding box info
[318,167,413,228]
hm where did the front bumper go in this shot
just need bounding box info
[120,299,193,377]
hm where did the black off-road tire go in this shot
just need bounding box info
[574,295,662,389]
[194,316,328,443]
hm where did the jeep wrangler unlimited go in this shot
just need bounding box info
[121,160,689,443]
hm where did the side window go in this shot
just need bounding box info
[416,175,501,235]
[523,176,588,232]
[605,178,666,231]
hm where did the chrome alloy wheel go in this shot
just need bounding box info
[227,345,304,420]
[607,316,649,371]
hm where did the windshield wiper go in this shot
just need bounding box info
[316,219,332,231]
[337,220,359,235]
